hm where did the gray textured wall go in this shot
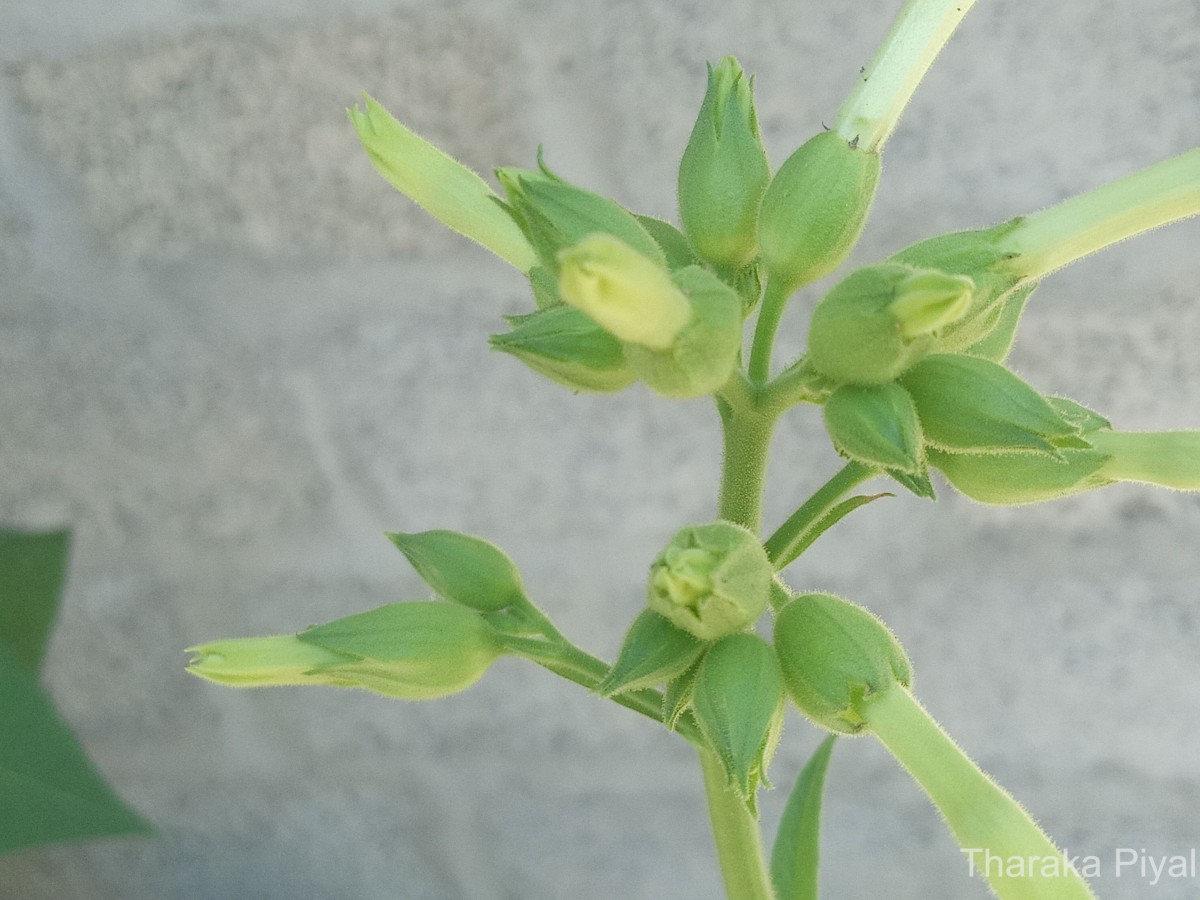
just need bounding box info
[2,1,1199,898]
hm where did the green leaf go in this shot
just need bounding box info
[599,608,705,697]
[823,383,924,474]
[900,354,1077,454]
[0,641,149,854]
[771,735,836,900]
[386,530,526,612]
[0,528,70,675]
[780,492,894,565]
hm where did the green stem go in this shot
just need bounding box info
[761,356,833,413]
[699,748,778,900]
[859,687,1096,900]
[748,279,793,385]
[1000,148,1200,281]
[717,399,780,536]
[764,462,877,569]
[833,0,979,152]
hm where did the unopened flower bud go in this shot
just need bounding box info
[558,234,692,350]
[774,592,912,734]
[188,602,502,701]
[807,264,973,385]
[677,56,771,271]
[647,521,772,641]
[757,131,881,294]
[928,446,1111,505]
[691,633,785,809]
[621,265,743,398]
[490,304,636,393]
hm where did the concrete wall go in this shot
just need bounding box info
[2,1,1199,897]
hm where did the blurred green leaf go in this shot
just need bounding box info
[0,641,150,854]
[771,735,836,900]
[0,528,70,675]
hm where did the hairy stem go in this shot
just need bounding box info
[700,748,778,900]
[1001,148,1200,281]
[859,687,1096,900]
[748,279,794,385]
[833,0,979,152]
[764,461,878,569]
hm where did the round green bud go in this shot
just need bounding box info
[807,264,973,385]
[757,131,881,294]
[622,265,743,398]
[558,233,692,350]
[677,56,771,271]
[647,521,773,640]
[774,592,912,734]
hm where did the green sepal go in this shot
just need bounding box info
[598,608,706,697]
[928,446,1111,505]
[622,265,743,398]
[298,602,502,700]
[1046,397,1112,434]
[635,215,701,269]
[662,658,701,731]
[900,354,1078,455]
[757,131,881,295]
[496,168,665,273]
[348,95,537,272]
[823,382,924,475]
[527,265,560,309]
[774,592,912,735]
[962,282,1037,362]
[691,633,786,811]
[1087,430,1200,491]
[889,219,1025,352]
[677,56,771,271]
[0,528,70,675]
[1,641,150,854]
[770,735,836,900]
[885,466,937,500]
[387,530,526,612]
[490,304,637,393]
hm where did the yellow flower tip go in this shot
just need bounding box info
[557,234,692,350]
[184,635,350,688]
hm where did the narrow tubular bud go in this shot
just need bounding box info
[490,305,637,393]
[621,265,743,398]
[647,521,773,640]
[349,96,537,272]
[807,264,971,385]
[558,234,692,350]
[757,131,881,294]
[691,633,785,808]
[1087,430,1200,491]
[677,56,771,270]
[186,635,356,688]
[774,593,912,734]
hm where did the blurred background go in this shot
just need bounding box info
[1,0,1199,897]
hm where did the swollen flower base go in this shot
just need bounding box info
[189,1,1200,897]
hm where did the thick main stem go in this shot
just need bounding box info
[699,749,778,900]
[833,0,979,152]
[859,687,1096,900]
[1000,148,1200,280]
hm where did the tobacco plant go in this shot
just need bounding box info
[187,1,1200,896]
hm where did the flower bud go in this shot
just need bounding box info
[1087,430,1200,491]
[188,602,503,701]
[899,354,1078,455]
[807,264,973,385]
[621,265,743,398]
[691,633,785,809]
[757,131,881,294]
[677,57,771,271]
[647,521,773,641]
[774,593,912,734]
[490,304,636,393]
[497,167,665,273]
[557,234,692,350]
[387,530,527,612]
[928,446,1111,505]
[823,382,924,474]
[349,95,536,272]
